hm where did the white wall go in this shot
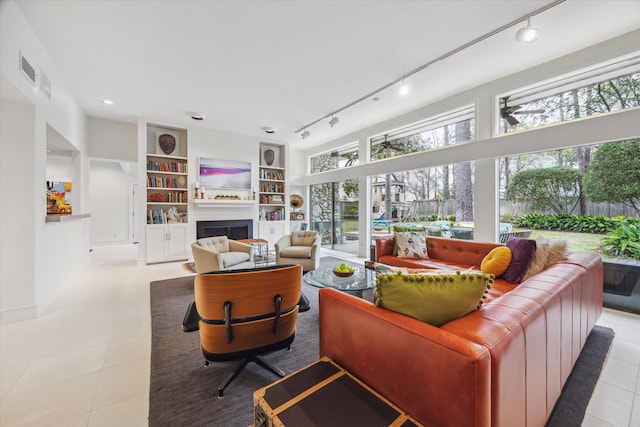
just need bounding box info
[1,0,90,323]
[90,160,136,244]
[87,117,137,162]
[86,117,138,245]
[0,99,37,321]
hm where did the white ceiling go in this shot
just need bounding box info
[13,0,640,148]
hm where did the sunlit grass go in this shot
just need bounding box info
[525,229,607,257]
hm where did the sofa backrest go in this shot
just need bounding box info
[375,235,502,267]
[197,236,230,253]
[427,236,502,266]
[291,230,318,246]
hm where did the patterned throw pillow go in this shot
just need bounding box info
[392,224,427,255]
[395,231,429,259]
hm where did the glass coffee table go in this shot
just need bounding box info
[303,267,376,297]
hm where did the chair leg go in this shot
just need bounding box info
[217,358,251,398]
[251,355,285,378]
[216,356,286,398]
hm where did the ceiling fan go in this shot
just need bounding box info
[374,134,403,154]
[500,97,545,126]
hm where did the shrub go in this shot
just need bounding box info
[500,213,516,223]
[513,213,633,234]
[603,223,640,259]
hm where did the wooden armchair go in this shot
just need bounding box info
[195,264,302,397]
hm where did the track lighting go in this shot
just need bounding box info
[294,0,562,140]
[515,17,539,44]
[398,79,409,96]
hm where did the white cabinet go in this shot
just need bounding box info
[146,224,188,263]
[258,221,286,249]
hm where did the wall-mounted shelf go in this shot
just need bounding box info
[193,199,257,206]
[46,213,92,223]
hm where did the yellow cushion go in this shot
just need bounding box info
[375,271,493,327]
[481,246,512,276]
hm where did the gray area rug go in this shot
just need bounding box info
[149,257,612,427]
[149,256,361,427]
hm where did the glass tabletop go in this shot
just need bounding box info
[303,267,376,292]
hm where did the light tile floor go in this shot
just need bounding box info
[0,244,638,426]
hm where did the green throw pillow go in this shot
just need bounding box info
[375,271,493,327]
[392,224,427,256]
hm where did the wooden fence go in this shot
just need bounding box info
[406,199,637,219]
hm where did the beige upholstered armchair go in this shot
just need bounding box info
[191,236,254,273]
[274,230,321,272]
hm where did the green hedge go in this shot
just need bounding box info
[513,213,640,259]
[513,213,638,234]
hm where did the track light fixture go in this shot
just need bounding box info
[301,129,310,139]
[515,17,540,44]
[398,79,409,96]
[328,115,339,127]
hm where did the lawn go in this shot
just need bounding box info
[526,229,607,257]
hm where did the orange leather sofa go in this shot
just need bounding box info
[319,236,603,427]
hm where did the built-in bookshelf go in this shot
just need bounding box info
[145,126,189,225]
[258,143,286,222]
[144,124,189,264]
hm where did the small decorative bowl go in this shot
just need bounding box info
[333,269,355,277]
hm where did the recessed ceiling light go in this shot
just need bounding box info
[189,113,205,121]
[102,99,113,105]
[262,127,275,134]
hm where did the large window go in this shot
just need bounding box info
[499,139,640,256]
[370,106,475,161]
[371,107,476,229]
[310,179,359,254]
[499,57,640,135]
[310,142,358,174]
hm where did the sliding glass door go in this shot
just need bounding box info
[310,179,359,254]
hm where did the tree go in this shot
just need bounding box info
[453,120,473,221]
[506,167,583,215]
[583,139,640,216]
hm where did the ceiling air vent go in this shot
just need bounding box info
[19,50,36,86]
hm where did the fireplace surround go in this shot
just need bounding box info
[196,220,253,240]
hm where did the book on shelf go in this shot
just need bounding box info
[147,160,186,173]
[259,169,284,180]
[147,208,188,224]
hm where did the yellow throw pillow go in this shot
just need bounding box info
[481,246,512,276]
[375,271,493,327]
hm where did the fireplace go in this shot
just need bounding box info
[196,220,253,240]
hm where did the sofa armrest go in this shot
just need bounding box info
[309,235,321,262]
[191,242,224,273]
[274,234,292,252]
[374,237,395,261]
[319,288,491,427]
